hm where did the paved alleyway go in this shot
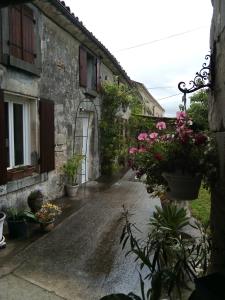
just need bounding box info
[0,173,159,300]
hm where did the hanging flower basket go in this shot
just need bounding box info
[162,172,202,200]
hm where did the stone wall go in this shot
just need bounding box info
[209,0,225,131]
[0,4,113,209]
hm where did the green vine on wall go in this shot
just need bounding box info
[100,81,140,175]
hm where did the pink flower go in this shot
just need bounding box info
[149,132,158,139]
[137,132,149,141]
[138,147,147,153]
[176,111,186,120]
[156,121,166,130]
[129,147,138,154]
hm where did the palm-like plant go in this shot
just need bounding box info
[119,204,211,300]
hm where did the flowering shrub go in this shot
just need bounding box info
[35,202,62,223]
[129,111,215,192]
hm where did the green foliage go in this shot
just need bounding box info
[190,186,211,226]
[100,81,138,175]
[150,205,190,234]
[127,115,154,147]
[120,204,211,300]
[5,207,36,222]
[187,90,208,130]
[62,154,84,185]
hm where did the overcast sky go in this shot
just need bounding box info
[65,0,213,116]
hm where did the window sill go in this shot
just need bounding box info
[0,172,48,196]
[3,54,41,76]
[7,166,36,182]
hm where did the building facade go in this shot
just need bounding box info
[133,81,164,117]
[0,1,132,208]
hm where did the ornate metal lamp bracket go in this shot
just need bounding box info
[178,54,212,110]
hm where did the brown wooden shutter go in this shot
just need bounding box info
[22,5,35,64]
[9,5,23,60]
[79,46,87,87]
[0,90,7,185]
[39,99,55,173]
[96,58,101,92]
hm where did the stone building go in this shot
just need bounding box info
[133,81,164,117]
[209,0,225,272]
[0,1,133,208]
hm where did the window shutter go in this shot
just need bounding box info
[96,58,101,92]
[39,99,55,173]
[0,90,7,185]
[22,5,35,64]
[79,46,87,87]
[9,5,23,60]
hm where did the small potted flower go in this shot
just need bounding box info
[129,111,214,201]
[35,202,62,232]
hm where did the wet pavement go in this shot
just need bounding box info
[0,171,159,300]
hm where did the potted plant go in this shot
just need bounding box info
[35,202,61,232]
[129,111,215,200]
[62,154,84,197]
[5,208,35,239]
[120,205,211,299]
[27,190,44,213]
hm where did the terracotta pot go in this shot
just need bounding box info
[7,165,36,181]
[24,165,35,177]
[65,184,79,198]
[162,172,202,200]
[40,220,54,233]
[7,169,25,181]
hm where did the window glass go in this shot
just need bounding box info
[87,53,96,90]
[13,103,24,165]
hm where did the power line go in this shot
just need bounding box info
[147,86,176,90]
[157,93,182,101]
[116,26,207,52]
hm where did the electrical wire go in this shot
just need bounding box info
[157,93,182,101]
[116,26,207,52]
[147,86,176,90]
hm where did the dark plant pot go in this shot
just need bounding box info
[162,172,202,200]
[28,194,44,213]
[189,272,225,300]
[7,219,28,239]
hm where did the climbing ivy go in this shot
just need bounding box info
[100,81,139,175]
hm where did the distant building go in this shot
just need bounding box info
[133,81,165,117]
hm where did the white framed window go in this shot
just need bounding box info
[4,99,30,169]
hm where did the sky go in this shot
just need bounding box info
[65,0,213,117]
